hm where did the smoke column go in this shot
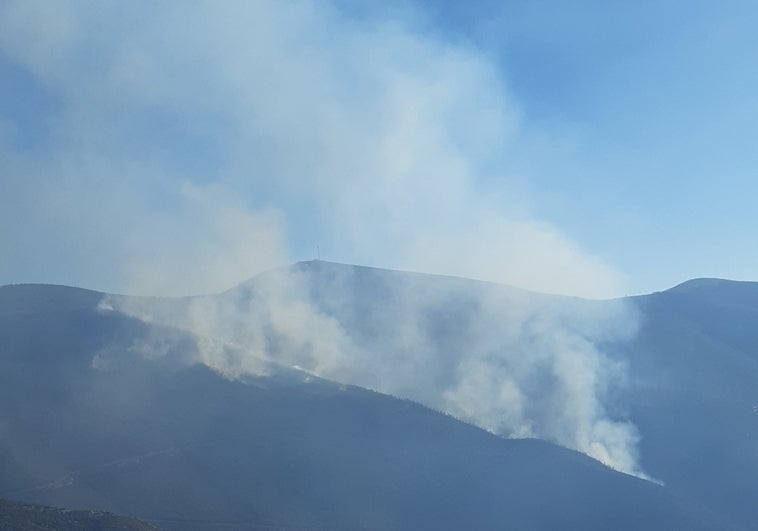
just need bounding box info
[105,262,647,478]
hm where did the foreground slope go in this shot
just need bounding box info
[219,262,758,530]
[0,282,724,530]
[0,498,155,530]
[281,264,758,530]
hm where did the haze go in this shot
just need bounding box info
[3,1,757,298]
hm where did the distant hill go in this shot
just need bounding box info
[0,498,155,530]
[1,265,757,529]
[620,278,758,529]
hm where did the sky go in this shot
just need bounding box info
[2,0,758,298]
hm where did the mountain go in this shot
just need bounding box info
[619,278,758,529]
[1,263,756,529]
[0,498,155,530]
[227,262,758,530]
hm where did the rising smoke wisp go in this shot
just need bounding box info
[105,262,647,478]
[0,0,623,298]
[3,0,647,478]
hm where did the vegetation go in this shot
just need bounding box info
[0,499,155,530]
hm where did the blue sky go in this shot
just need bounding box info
[2,1,757,297]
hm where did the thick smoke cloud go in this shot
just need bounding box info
[3,1,646,477]
[0,0,623,298]
[104,264,647,478]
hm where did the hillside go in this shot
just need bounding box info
[0,277,731,530]
[0,498,155,530]
[620,278,758,528]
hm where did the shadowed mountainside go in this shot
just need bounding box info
[619,278,758,529]
[0,275,734,530]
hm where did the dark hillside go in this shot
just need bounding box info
[0,498,155,530]
[0,282,728,530]
[619,279,758,529]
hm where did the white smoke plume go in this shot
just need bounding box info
[0,0,623,298]
[2,1,647,477]
[105,262,647,478]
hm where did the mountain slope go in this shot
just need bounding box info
[620,279,758,529]
[0,281,729,530]
[219,263,758,530]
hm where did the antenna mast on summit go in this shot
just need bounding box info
[316,245,320,261]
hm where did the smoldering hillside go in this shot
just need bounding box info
[106,260,644,477]
[94,261,758,529]
[0,275,743,531]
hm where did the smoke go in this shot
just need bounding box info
[3,1,647,477]
[0,0,623,298]
[104,262,648,479]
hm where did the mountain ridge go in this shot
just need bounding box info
[2,263,758,528]
[0,269,743,529]
[4,261,756,302]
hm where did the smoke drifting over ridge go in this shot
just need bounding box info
[0,0,624,298]
[3,1,647,478]
[105,262,647,479]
